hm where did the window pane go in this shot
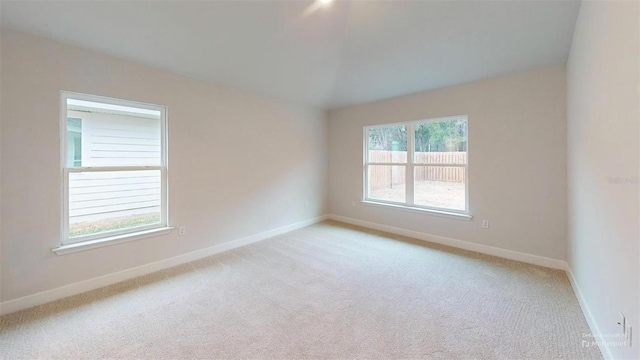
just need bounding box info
[367,125,407,163]
[414,118,467,164]
[414,166,465,211]
[367,165,406,203]
[66,118,82,167]
[68,170,161,238]
[66,98,162,167]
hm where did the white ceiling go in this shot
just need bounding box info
[1,0,580,109]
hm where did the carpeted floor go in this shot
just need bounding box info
[0,220,602,359]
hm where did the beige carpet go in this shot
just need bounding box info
[0,220,602,359]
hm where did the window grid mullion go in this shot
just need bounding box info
[66,166,163,173]
[406,123,414,206]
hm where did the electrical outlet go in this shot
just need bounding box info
[179,226,186,236]
[482,220,490,229]
[351,201,356,207]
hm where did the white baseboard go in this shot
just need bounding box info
[3,213,608,359]
[565,267,613,360]
[327,214,568,270]
[0,215,329,316]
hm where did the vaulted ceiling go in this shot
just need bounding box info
[1,1,580,109]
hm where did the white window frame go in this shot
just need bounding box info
[59,91,169,247]
[363,115,470,218]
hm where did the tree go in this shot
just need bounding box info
[369,120,466,153]
[414,119,466,152]
[415,123,431,152]
[368,126,407,151]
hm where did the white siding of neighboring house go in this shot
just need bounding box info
[68,110,161,224]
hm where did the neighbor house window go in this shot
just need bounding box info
[61,92,168,245]
[364,116,468,214]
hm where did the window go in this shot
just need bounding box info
[61,92,168,245]
[364,116,468,215]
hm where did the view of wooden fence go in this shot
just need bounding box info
[368,151,466,191]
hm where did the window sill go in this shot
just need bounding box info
[360,201,473,221]
[52,227,174,255]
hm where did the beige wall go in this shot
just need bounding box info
[328,65,567,260]
[0,29,329,302]
[567,1,639,359]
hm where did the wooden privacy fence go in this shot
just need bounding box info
[368,151,466,191]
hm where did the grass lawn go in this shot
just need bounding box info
[70,213,161,238]
[369,180,465,210]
